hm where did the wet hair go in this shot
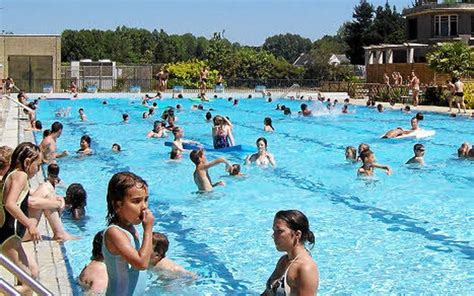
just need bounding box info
[227,97,233,102]
[230,164,241,176]
[105,172,148,225]
[301,104,308,111]
[172,126,182,137]
[152,232,169,259]
[274,210,315,249]
[122,113,129,121]
[264,117,274,129]
[66,183,87,209]
[256,137,268,148]
[34,120,42,130]
[213,95,218,99]
[6,142,41,177]
[205,112,212,121]
[112,143,121,151]
[43,129,51,139]
[78,108,84,113]
[377,104,384,112]
[143,111,149,118]
[358,143,370,154]
[51,121,63,133]
[233,99,239,105]
[190,149,204,165]
[283,107,291,115]
[359,149,374,162]
[415,113,424,121]
[345,146,357,160]
[152,102,157,107]
[414,143,425,152]
[177,94,183,99]
[81,135,91,147]
[102,101,108,105]
[371,100,376,106]
[197,104,204,110]
[404,105,411,112]
[247,94,252,99]
[47,163,59,177]
[91,231,104,261]
[0,146,13,172]
[176,104,182,110]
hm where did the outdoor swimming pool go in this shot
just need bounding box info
[36,96,473,295]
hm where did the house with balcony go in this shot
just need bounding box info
[364,0,473,84]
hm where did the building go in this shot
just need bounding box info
[364,1,473,84]
[328,54,351,66]
[0,34,61,92]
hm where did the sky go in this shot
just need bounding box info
[1,0,411,46]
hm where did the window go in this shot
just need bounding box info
[434,15,458,37]
[408,18,418,40]
[471,15,474,36]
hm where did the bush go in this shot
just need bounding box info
[165,60,219,89]
[422,86,449,106]
[464,82,474,109]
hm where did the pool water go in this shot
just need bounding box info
[36,97,473,295]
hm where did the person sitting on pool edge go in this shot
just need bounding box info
[245,137,276,167]
[406,143,425,165]
[358,150,392,176]
[149,232,196,279]
[190,149,230,192]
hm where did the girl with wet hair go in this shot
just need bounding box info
[262,210,319,296]
[264,117,275,132]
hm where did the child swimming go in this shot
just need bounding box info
[65,183,87,220]
[102,172,155,296]
[226,163,246,177]
[79,231,108,294]
[77,135,93,155]
[149,232,196,279]
[190,149,230,191]
[345,146,357,162]
[358,150,392,176]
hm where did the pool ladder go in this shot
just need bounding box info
[0,254,53,295]
[281,83,301,98]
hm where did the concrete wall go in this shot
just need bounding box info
[0,35,61,91]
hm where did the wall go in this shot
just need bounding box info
[366,63,443,84]
[0,35,61,91]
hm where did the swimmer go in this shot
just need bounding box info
[64,183,87,220]
[77,135,93,155]
[377,104,384,113]
[190,149,230,191]
[345,146,357,162]
[122,113,129,123]
[78,108,87,121]
[457,142,474,158]
[406,143,425,165]
[262,210,319,296]
[283,107,292,116]
[233,99,239,106]
[357,143,370,161]
[112,143,121,152]
[299,104,312,116]
[226,163,246,177]
[79,231,108,294]
[410,117,419,131]
[245,137,276,167]
[205,112,212,122]
[142,111,150,119]
[149,232,196,279]
[358,150,392,176]
[39,121,68,164]
[147,121,167,138]
[381,127,410,139]
[342,105,349,114]
[170,127,196,160]
[24,120,42,132]
[264,117,275,132]
[402,105,411,113]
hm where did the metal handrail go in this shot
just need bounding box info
[1,95,34,113]
[0,254,53,295]
[0,278,21,296]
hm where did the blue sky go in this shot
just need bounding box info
[1,0,410,45]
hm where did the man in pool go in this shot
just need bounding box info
[381,127,411,139]
[406,143,425,165]
[39,121,68,164]
[190,149,231,191]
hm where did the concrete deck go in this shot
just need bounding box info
[0,97,72,295]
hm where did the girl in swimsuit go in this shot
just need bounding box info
[212,116,235,149]
[264,117,275,132]
[170,127,201,160]
[102,172,155,296]
[0,142,42,292]
[262,210,319,296]
[245,137,276,167]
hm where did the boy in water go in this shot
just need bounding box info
[78,108,87,121]
[170,127,201,160]
[79,231,108,294]
[226,163,246,177]
[358,150,392,176]
[190,149,230,191]
[345,146,357,162]
[149,232,196,279]
[406,143,425,165]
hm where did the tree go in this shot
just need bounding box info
[262,33,312,63]
[426,42,474,77]
[204,32,234,73]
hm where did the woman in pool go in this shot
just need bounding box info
[262,210,319,296]
[212,115,235,149]
[147,121,167,138]
[65,183,87,220]
[245,137,276,167]
[264,117,275,132]
[77,135,93,155]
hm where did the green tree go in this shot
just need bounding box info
[262,33,312,63]
[426,42,474,77]
[205,32,234,73]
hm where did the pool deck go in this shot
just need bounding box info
[0,90,471,294]
[0,97,72,295]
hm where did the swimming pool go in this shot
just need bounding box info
[36,96,473,295]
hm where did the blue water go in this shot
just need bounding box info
[36,97,473,295]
